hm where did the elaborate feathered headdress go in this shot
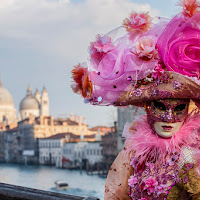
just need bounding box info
[71,0,200,107]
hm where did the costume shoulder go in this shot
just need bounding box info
[104,149,133,200]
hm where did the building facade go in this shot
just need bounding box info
[39,132,103,169]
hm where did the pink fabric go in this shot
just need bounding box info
[123,111,200,164]
[157,12,200,77]
[88,20,168,105]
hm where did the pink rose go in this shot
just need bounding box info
[157,13,200,77]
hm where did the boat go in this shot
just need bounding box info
[54,180,69,190]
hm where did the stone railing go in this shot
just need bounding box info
[0,182,100,200]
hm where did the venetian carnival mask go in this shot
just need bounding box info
[146,99,190,138]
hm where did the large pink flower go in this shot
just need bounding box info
[157,12,200,77]
[89,35,115,69]
[144,177,158,195]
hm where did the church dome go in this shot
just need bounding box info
[0,79,14,107]
[20,95,40,110]
[20,86,40,110]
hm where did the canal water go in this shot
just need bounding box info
[0,163,106,200]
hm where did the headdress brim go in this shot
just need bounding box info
[116,71,200,107]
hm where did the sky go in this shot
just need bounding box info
[0,0,181,127]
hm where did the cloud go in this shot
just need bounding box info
[0,0,159,60]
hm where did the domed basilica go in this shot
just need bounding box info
[0,79,49,124]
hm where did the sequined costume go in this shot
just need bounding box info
[105,113,200,200]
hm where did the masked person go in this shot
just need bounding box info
[71,0,200,199]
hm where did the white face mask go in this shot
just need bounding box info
[154,121,184,138]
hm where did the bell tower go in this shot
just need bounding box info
[40,86,49,116]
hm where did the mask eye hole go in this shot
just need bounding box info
[153,100,166,111]
[174,104,186,112]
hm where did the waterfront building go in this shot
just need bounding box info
[0,79,17,125]
[39,132,102,168]
[0,79,110,165]
[4,126,21,163]
[39,134,66,167]
[19,114,95,164]
[62,141,103,169]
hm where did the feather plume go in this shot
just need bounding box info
[180,0,200,17]
[123,110,200,164]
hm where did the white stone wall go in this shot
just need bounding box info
[0,105,16,124]
[39,139,103,168]
[20,109,40,120]
[39,138,63,167]
[62,141,103,165]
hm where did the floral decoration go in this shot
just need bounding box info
[71,63,93,98]
[134,88,143,97]
[132,36,158,61]
[152,63,165,79]
[89,35,115,68]
[144,177,158,195]
[173,81,182,90]
[128,175,138,187]
[123,12,152,32]
[157,16,200,77]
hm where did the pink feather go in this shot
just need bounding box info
[123,110,200,164]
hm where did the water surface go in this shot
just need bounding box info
[0,163,106,199]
